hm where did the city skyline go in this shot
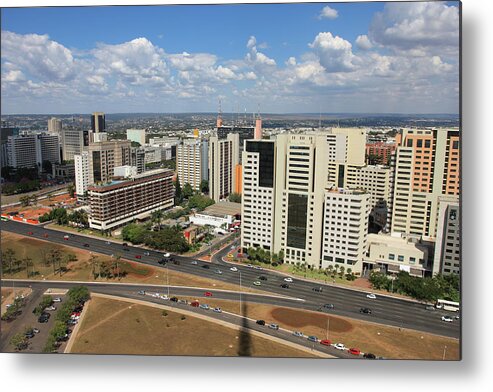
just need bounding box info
[1,1,460,115]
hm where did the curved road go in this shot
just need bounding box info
[2,219,460,338]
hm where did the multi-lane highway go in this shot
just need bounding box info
[1,219,460,338]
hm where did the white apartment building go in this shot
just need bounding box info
[241,139,276,252]
[176,139,208,191]
[391,128,460,239]
[74,151,90,200]
[321,187,370,274]
[61,128,88,161]
[209,133,239,202]
[126,129,146,145]
[433,196,460,276]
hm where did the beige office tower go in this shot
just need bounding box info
[272,133,329,267]
[48,117,62,134]
[433,196,460,276]
[241,139,276,252]
[87,139,131,185]
[176,139,206,191]
[391,128,460,239]
[209,133,239,202]
[321,187,370,274]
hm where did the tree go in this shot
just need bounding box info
[174,176,183,205]
[48,248,62,276]
[67,286,90,303]
[67,183,76,198]
[182,183,194,199]
[10,333,28,351]
[30,194,38,205]
[369,270,390,290]
[200,179,209,194]
[151,209,164,231]
[112,254,122,280]
[2,248,16,274]
[228,192,241,203]
[19,195,32,207]
[339,266,345,278]
[23,257,34,278]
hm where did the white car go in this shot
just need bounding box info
[160,295,169,300]
[334,343,347,350]
[105,241,111,245]
[441,315,454,322]
[215,269,223,275]
[45,306,57,311]
[230,267,238,272]
[191,261,198,265]
[366,293,377,299]
[53,297,62,303]
[253,281,262,286]
[283,277,293,283]
[292,331,303,337]
[213,307,222,313]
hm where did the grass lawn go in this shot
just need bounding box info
[69,296,318,357]
[171,296,460,360]
[1,232,266,294]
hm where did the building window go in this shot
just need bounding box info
[389,254,395,260]
[398,255,404,262]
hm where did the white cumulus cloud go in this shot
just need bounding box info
[319,6,338,20]
[356,35,373,50]
[309,32,358,72]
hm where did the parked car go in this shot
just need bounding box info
[312,287,323,292]
[53,297,62,302]
[32,328,40,334]
[307,336,318,343]
[25,330,35,339]
[320,339,331,346]
[363,353,376,359]
[334,343,346,350]
[45,306,57,311]
[360,307,372,314]
[268,323,279,330]
[441,315,454,322]
[204,292,213,297]
[230,267,238,272]
[256,320,266,326]
[292,331,303,337]
[366,293,377,299]
[283,277,293,283]
[349,348,361,355]
[253,281,261,286]
[213,307,222,313]
[280,283,289,289]
[38,313,50,323]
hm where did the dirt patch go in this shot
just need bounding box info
[270,307,353,333]
[70,296,318,357]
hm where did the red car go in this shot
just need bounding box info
[320,339,332,346]
[135,255,141,259]
[27,231,33,235]
[204,292,212,297]
[71,312,81,317]
[349,348,361,355]
[191,301,200,307]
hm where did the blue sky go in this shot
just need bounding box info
[1,2,460,114]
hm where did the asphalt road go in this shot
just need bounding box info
[1,219,461,339]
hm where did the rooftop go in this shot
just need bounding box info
[201,201,241,217]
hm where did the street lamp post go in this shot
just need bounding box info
[167,262,170,298]
[443,345,447,360]
[326,316,330,340]
[239,270,242,316]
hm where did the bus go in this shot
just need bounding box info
[436,299,460,312]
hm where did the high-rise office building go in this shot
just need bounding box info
[91,112,105,133]
[61,128,89,161]
[391,128,460,238]
[7,133,60,170]
[433,196,460,276]
[48,118,62,134]
[74,151,90,200]
[88,139,131,184]
[209,133,239,202]
[1,125,20,168]
[366,141,396,165]
[126,129,146,146]
[241,139,276,252]
[130,147,145,174]
[321,187,370,272]
[176,139,208,191]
